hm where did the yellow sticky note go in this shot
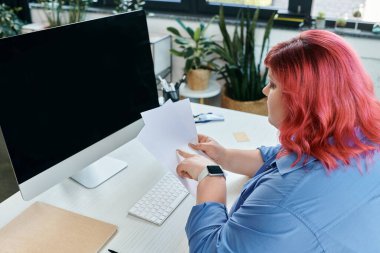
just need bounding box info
[233,132,250,142]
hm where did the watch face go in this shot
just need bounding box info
[207,165,223,175]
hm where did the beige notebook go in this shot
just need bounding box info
[0,202,117,253]
[233,132,250,142]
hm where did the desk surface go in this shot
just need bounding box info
[0,103,279,253]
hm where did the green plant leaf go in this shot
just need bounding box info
[176,18,194,38]
[257,12,275,96]
[170,49,185,57]
[204,15,217,32]
[218,5,233,57]
[194,27,201,42]
[238,9,244,47]
[174,37,189,45]
[184,47,194,58]
[167,27,182,37]
[213,45,234,64]
[168,15,217,72]
[200,22,205,32]
[184,58,194,73]
[0,3,24,38]
[212,5,275,101]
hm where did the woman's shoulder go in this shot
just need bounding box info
[257,144,282,162]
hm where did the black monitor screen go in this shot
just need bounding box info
[0,11,159,184]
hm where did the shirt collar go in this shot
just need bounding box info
[274,152,317,176]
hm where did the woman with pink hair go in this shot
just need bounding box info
[177,30,380,252]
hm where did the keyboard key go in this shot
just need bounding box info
[128,172,189,225]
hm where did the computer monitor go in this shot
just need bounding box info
[0,10,159,200]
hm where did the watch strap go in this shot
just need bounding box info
[197,167,209,182]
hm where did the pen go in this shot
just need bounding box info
[169,83,179,101]
[175,75,186,89]
[163,81,171,92]
[108,249,118,253]
[194,112,225,123]
[193,112,212,118]
[158,76,170,92]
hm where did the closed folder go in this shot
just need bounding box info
[0,202,117,253]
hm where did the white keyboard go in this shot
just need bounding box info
[128,172,189,225]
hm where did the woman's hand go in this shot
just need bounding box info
[189,134,227,167]
[190,134,265,177]
[176,149,216,180]
[177,149,226,205]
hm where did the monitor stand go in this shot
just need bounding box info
[70,156,127,188]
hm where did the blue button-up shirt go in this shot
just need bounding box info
[186,145,380,252]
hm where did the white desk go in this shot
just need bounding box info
[0,103,279,253]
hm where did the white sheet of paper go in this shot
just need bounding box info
[137,99,199,195]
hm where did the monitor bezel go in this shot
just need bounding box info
[0,10,157,200]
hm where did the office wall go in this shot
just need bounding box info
[30,9,380,99]
[147,17,380,99]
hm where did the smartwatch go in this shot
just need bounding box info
[197,165,225,182]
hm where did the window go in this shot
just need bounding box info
[207,0,288,9]
[143,0,311,21]
[144,0,191,13]
[312,0,380,23]
[88,0,378,31]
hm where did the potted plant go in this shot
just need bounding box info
[315,11,326,29]
[352,4,363,32]
[113,0,145,13]
[372,23,380,34]
[0,3,24,38]
[38,0,93,27]
[213,6,275,115]
[335,17,347,29]
[167,18,217,90]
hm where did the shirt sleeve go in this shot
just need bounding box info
[185,200,321,253]
[257,144,281,162]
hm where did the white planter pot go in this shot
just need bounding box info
[315,19,326,29]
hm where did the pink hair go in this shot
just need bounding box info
[264,30,380,170]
